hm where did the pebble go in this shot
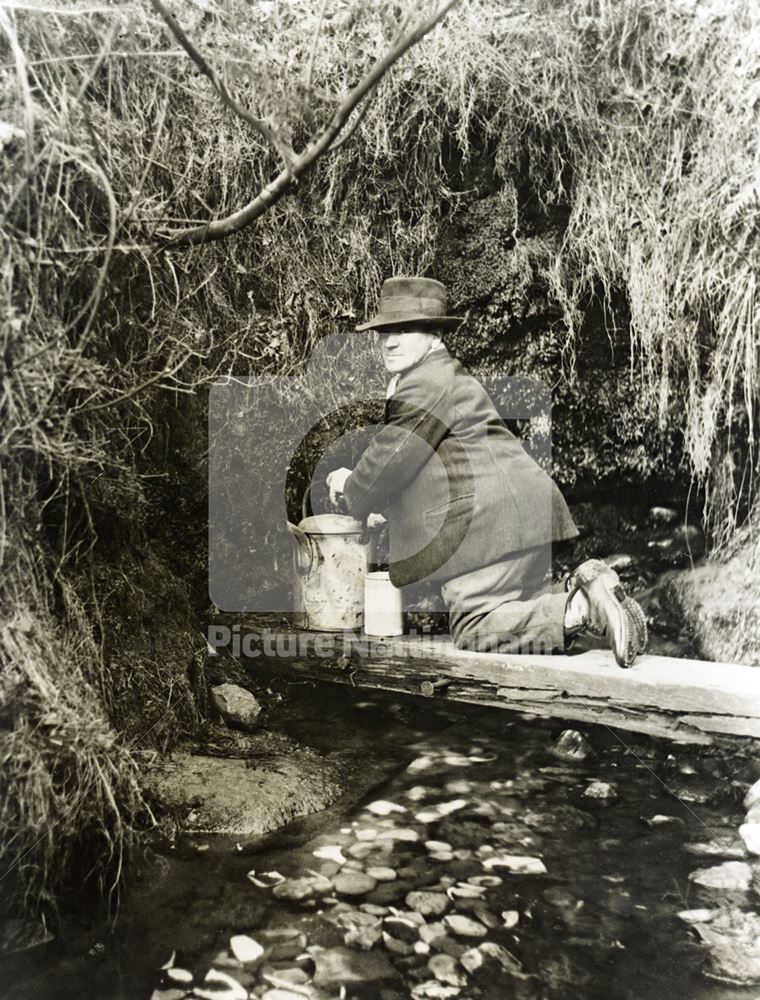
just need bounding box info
[482,855,547,875]
[443,754,474,768]
[383,917,420,943]
[446,884,485,899]
[347,842,375,860]
[355,828,378,841]
[257,928,302,944]
[229,935,264,964]
[378,828,419,842]
[415,801,468,824]
[262,990,308,1000]
[443,915,487,938]
[272,875,332,903]
[367,800,407,816]
[501,910,519,929]
[366,866,397,882]
[345,919,383,951]
[425,841,453,853]
[583,781,618,804]
[313,845,346,865]
[411,982,462,999]
[165,968,193,985]
[432,935,468,960]
[406,891,451,918]
[360,903,389,916]
[468,876,502,887]
[461,941,523,974]
[268,933,307,961]
[643,815,683,828]
[419,922,447,944]
[406,785,432,801]
[367,881,412,905]
[689,861,753,891]
[677,908,715,923]
[649,506,677,525]
[151,991,186,1000]
[428,953,466,986]
[193,969,247,1000]
[550,729,592,762]
[383,930,414,955]
[332,871,377,896]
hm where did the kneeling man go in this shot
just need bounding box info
[327,277,646,668]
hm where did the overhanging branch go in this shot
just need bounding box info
[149,0,295,171]
[153,0,462,250]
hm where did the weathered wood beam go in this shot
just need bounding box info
[242,629,760,745]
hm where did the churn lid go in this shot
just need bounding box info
[298,514,366,535]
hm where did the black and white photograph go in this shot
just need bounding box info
[2,0,760,997]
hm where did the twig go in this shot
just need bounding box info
[304,0,329,115]
[149,0,295,171]
[156,0,462,249]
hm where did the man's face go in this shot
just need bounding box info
[376,326,437,373]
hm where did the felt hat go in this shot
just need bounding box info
[355,277,463,332]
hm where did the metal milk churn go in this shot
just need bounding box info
[286,493,379,630]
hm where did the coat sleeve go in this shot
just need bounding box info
[343,367,451,521]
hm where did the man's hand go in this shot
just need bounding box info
[326,467,352,506]
[366,512,387,529]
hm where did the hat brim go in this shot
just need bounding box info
[355,314,463,333]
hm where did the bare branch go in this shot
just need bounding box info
[155,0,462,250]
[149,0,295,171]
[304,0,329,114]
[324,80,379,155]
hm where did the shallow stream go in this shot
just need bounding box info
[3,683,757,1000]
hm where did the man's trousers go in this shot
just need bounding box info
[441,545,568,654]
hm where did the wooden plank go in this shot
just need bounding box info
[242,628,760,744]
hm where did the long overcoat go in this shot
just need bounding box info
[343,347,578,587]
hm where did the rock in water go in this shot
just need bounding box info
[582,781,618,804]
[482,855,547,875]
[327,909,383,950]
[210,684,261,730]
[460,941,523,975]
[273,874,333,902]
[428,953,466,986]
[443,915,487,938]
[550,730,591,762]
[406,891,451,918]
[312,946,399,987]
[689,862,753,892]
[193,969,248,1000]
[332,871,377,897]
[230,934,264,963]
[649,506,678,525]
[367,800,407,816]
[678,909,715,924]
[165,967,193,985]
[692,908,760,984]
